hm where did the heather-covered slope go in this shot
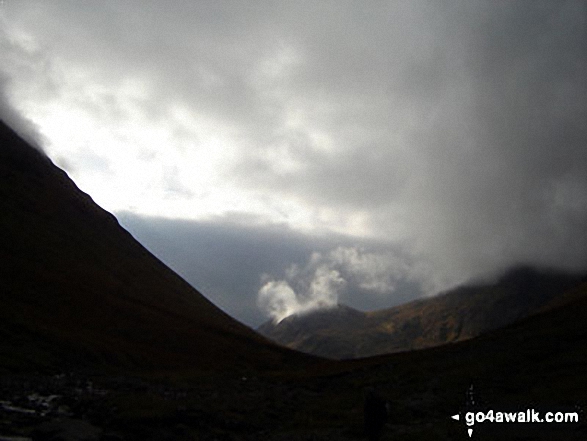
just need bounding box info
[0,120,315,373]
[258,267,585,359]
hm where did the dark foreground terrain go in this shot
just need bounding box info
[2,119,587,440]
[2,285,587,440]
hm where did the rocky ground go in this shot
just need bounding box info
[0,370,368,441]
[1,355,586,441]
[0,364,447,441]
[1,372,121,441]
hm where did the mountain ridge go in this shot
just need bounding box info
[257,265,586,359]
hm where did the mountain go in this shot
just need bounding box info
[258,266,586,359]
[257,304,367,359]
[0,120,316,373]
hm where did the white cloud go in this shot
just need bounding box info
[257,263,346,323]
[257,245,445,321]
[257,280,300,324]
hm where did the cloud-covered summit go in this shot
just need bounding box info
[257,246,435,323]
[1,1,585,322]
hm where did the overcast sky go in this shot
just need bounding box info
[1,1,586,326]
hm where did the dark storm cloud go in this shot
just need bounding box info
[117,212,423,326]
[230,0,587,286]
[401,1,587,282]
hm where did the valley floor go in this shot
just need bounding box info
[2,345,586,441]
[3,286,587,441]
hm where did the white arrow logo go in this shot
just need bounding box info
[450,413,473,437]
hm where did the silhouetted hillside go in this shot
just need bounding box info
[0,120,316,373]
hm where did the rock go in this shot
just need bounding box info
[31,418,102,441]
[364,388,388,441]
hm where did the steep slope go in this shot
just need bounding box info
[0,120,315,373]
[258,267,585,359]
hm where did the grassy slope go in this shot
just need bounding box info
[258,267,585,359]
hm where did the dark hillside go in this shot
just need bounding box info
[0,120,316,373]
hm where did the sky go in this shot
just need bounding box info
[1,1,586,327]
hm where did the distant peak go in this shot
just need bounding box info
[269,303,363,326]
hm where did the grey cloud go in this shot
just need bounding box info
[0,75,43,150]
[238,135,408,210]
[65,2,279,126]
[0,22,47,150]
